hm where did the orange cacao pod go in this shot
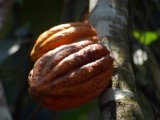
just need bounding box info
[28,40,114,110]
[31,22,97,62]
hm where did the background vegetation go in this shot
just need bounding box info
[0,0,160,119]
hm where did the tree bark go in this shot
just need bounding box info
[89,0,144,119]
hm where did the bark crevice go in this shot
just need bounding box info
[89,0,144,119]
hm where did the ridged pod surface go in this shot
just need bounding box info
[31,22,97,62]
[28,40,114,110]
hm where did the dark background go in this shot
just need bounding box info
[0,0,160,119]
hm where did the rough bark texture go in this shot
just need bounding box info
[89,0,144,119]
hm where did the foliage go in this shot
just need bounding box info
[0,0,101,120]
[133,31,159,45]
[1,0,160,119]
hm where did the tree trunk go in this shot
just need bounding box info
[89,0,144,119]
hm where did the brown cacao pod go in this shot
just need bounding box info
[31,22,97,62]
[28,40,114,110]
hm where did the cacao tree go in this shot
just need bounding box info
[0,0,160,120]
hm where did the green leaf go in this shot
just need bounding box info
[133,31,159,45]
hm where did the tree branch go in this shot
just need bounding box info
[89,0,144,119]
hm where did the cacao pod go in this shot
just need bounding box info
[31,22,97,62]
[28,40,113,110]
